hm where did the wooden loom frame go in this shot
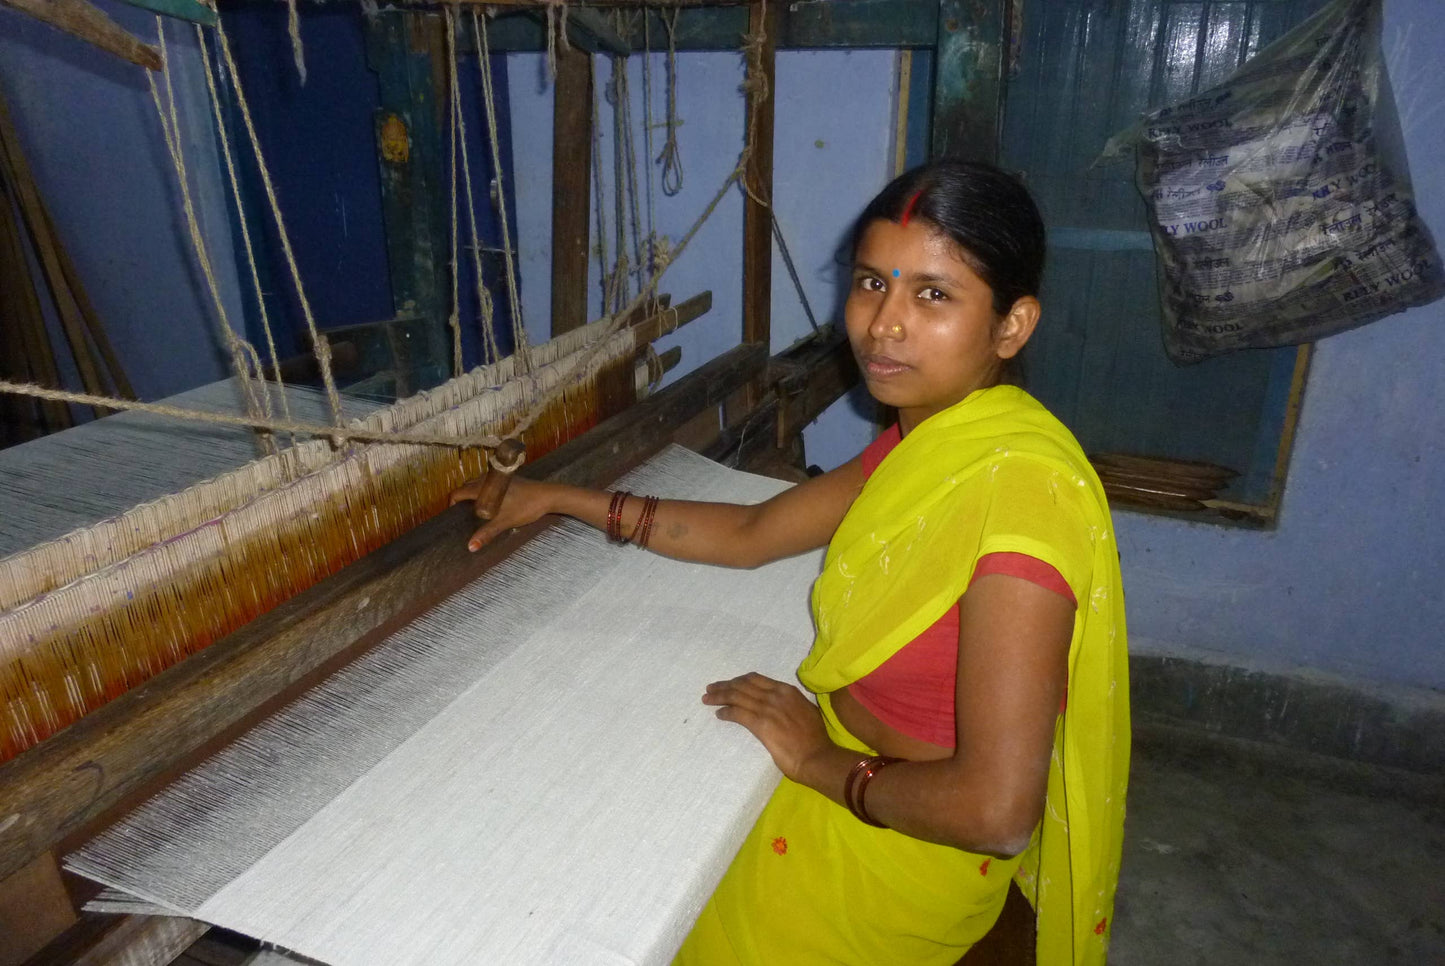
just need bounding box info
[0,2,1011,963]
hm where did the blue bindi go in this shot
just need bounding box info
[891,269,900,278]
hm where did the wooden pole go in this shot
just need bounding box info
[0,186,72,433]
[550,43,593,335]
[0,0,161,71]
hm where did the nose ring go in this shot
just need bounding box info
[888,323,903,337]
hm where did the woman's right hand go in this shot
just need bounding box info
[449,476,557,552]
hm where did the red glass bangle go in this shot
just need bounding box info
[606,491,632,544]
[633,495,660,549]
[845,755,901,828]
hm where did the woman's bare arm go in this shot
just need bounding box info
[704,574,1073,856]
[450,454,866,569]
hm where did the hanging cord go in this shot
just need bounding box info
[285,0,306,85]
[772,213,820,335]
[739,0,771,208]
[476,0,775,443]
[543,0,571,80]
[1,0,773,454]
[443,10,464,376]
[641,12,657,279]
[607,56,629,314]
[214,17,347,441]
[473,11,532,375]
[611,10,646,297]
[591,79,614,315]
[657,7,684,197]
[147,18,276,457]
[0,378,505,448]
[444,6,504,367]
[197,23,298,450]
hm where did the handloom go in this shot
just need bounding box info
[67,446,824,966]
[0,3,858,962]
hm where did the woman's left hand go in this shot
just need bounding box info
[702,673,833,781]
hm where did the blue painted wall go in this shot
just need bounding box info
[1117,0,1445,690]
[506,47,893,467]
[5,1,1441,694]
[0,2,238,401]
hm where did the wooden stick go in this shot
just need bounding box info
[0,0,161,71]
[0,182,72,432]
[471,437,526,521]
[629,290,712,344]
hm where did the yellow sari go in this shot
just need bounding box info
[677,386,1129,966]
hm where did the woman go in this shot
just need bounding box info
[452,160,1129,965]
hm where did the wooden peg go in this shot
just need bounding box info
[473,438,527,521]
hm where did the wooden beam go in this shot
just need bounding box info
[0,343,768,885]
[521,5,630,56]
[0,0,160,71]
[468,0,750,7]
[550,42,593,336]
[0,180,71,434]
[109,0,214,27]
[483,1,940,53]
[769,326,858,444]
[0,851,74,966]
[629,290,712,344]
[740,0,777,369]
[33,914,209,966]
[930,0,1008,162]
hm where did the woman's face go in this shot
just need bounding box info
[845,217,1037,434]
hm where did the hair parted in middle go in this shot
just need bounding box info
[851,160,1047,318]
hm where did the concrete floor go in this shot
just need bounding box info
[1112,725,1445,965]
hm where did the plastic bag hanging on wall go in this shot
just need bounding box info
[1100,0,1444,364]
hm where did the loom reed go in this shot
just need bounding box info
[1,336,643,762]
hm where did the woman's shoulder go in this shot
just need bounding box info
[859,424,903,478]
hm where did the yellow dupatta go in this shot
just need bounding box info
[797,386,1130,966]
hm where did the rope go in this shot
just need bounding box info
[658,7,684,197]
[473,11,532,375]
[739,0,772,209]
[641,12,657,276]
[591,83,612,314]
[214,18,347,438]
[445,6,503,366]
[0,378,506,450]
[1,0,775,458]
[543,0,571,80]
[285,0,306,85]
[147,19,275,457]
[608,58,628,312]
[772,214,820,334]
[197,23,298,445]
[612,11,647,296]
[444,10,464,376]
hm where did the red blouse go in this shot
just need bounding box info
[844,425,1076,748]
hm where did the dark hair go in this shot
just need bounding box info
[851,160,1046,317]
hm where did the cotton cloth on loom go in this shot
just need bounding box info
[0,379,379,557]
[67,446,824,966]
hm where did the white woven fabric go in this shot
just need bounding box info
[71,446,823,965]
